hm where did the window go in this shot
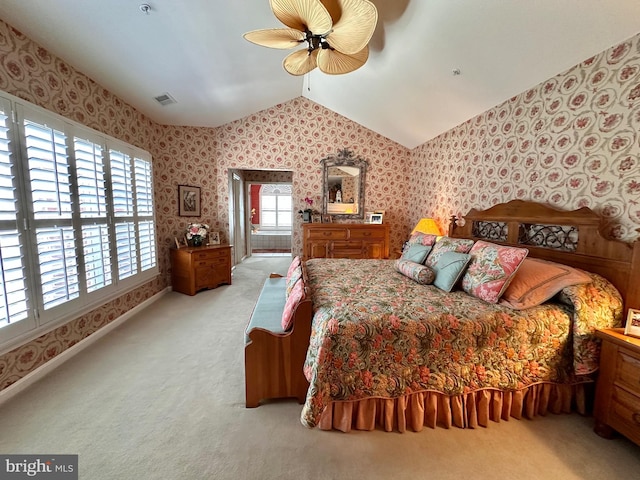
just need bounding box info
[0,92,158,349]
[260,184,292,231]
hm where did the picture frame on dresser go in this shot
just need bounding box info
[208,231,220,245]
[178,185,201,217]
[624,308,640,338]
[369,213,383,224]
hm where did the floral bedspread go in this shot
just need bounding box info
[301,259,622,428]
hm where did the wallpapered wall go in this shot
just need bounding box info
[0,21,167,389]
[212,99,412,256]
[408,33,640,242]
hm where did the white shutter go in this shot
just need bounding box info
[138,220,155,272]
[82,224,111,293]
[74,134,112,293]
[36,226,80,310]
[0,103,29,327]
[75,136,106,218]
[24,120,72,220]
[115,222,137,280]
[110,149,134,217]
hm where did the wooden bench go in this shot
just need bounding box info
[244,268,313,408]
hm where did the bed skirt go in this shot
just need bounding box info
[317,382,592,433]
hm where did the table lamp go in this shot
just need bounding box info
[411,218,442,236]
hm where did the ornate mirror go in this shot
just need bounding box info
[321,149,367,220]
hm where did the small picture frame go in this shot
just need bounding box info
[322,214,333,223]
[624,308,640,338]
[178,185,201,217]
[369,213,384,224]
[208,231,220,245]
[312,213,322,224]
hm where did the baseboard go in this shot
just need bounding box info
[0,286,171,407]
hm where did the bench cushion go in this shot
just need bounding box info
[244,276,287,344]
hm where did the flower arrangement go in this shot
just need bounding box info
[186,223,209,246]
[298,197,317,222]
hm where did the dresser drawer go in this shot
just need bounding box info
[306,228,348,240]
[616,348,640,396]
[349,228,386,240]
[194,250,225,261]
[610,386,640,445]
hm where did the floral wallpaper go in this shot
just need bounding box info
[1,14,640,393]
[408,33,640,243]
[212,99,412,256]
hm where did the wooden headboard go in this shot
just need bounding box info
[448,200,640,312]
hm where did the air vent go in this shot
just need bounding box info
[154,93,176,106]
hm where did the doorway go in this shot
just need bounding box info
[249,182,292,255]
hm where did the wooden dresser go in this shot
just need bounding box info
[302,223,390,260]
[594,328,640,446]
[171,244,232,295]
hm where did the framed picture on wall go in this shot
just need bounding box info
[178,185,201,217]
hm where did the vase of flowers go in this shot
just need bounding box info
[186,223,209,247]
[298,197,315,223]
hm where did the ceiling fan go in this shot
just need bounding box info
[244,0,378,76]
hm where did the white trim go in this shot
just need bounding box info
[0,286,171,407]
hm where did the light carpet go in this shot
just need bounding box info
[0,255,639,479]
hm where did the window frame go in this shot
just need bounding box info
[0,92,159,354]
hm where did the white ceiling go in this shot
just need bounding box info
[1,1,640,149]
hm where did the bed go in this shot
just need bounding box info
[300,200,640,432]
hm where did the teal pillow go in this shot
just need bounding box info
[431,251,471,292]
[401,243,432,264]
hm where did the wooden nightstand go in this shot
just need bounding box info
[170,244,232,295]
[593,328,640,446]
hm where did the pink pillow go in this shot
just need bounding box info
[462,241,528,304]
[287,256,301,280]
[500,258,592,310]
[281,278,305,330]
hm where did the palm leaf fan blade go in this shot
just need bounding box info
[270,0,333,34]
[317,46,368,75]
[243,29,305,49]
[325,0,378,55]
[283,49,319,75]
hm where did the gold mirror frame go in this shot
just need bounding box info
[321,149,367,220]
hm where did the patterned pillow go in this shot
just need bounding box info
[425,237,475,269]
[408,232,438,246]
[401,243,432,264]
[286,265,303,298]
[287,256,301,279]
[394,259,435,285]
[281,278,306,330]
[500,258,592,310]
[430,251,472,292]
[462,241,529,304]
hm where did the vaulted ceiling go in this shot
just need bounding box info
[1,1,640,149]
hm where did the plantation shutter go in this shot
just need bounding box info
[135,157,156,272]
[23,116,80,311]
[75,134,112,293]
[0,100,29,329]
[109,149,137,280]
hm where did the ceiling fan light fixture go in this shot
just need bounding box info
[244,0,377,75]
